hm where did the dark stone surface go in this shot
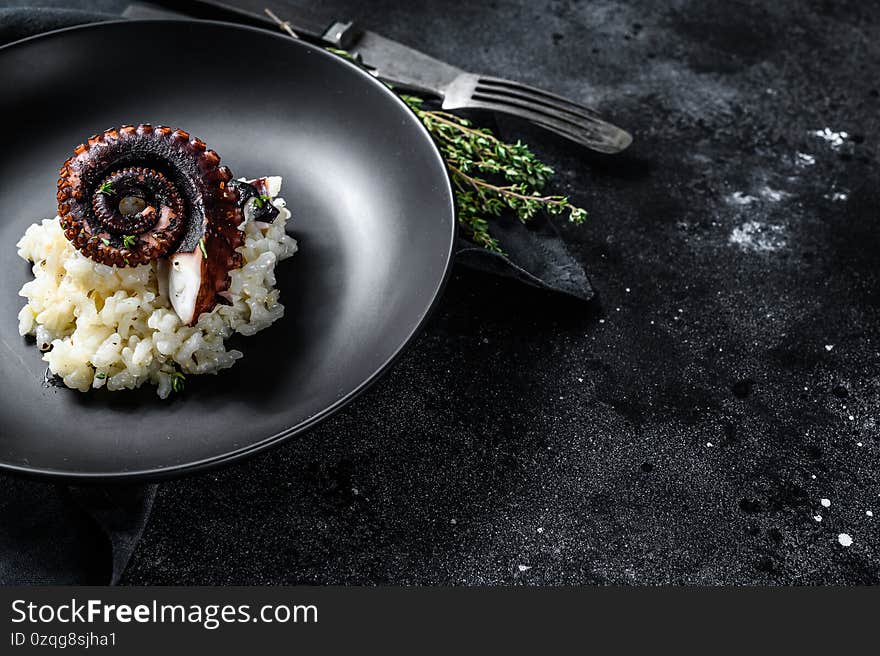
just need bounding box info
[16,0,880,584]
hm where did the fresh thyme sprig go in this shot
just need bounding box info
[400,95,586,251]
[122,234,137,249]
[97,181,114,196]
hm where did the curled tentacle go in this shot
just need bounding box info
[56,124,245,324]
[91,166,184,236]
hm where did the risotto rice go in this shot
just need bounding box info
[16,177,297,398]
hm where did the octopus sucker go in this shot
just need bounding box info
[56,124,250,325]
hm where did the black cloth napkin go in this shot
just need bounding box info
[455,222,593,301]
[0,3,594,586]
[0,478,156,585]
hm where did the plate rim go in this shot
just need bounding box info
[0,18,457,481]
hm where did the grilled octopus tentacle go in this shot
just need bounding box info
[56,124,245,324]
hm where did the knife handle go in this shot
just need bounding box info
[323,20,361,49]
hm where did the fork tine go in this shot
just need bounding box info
[471,99,630,153]
[472,87,601,128]
[531,119,629,152]
[476,79,602,124]
[465,94,632,153]
[477,76,603,119]
[441,73,631,152]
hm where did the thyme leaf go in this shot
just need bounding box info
[170,371,186,394]
[252,194,271,210]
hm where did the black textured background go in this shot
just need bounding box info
[17,0,880,584]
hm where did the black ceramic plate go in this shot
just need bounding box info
[0,20,455,480]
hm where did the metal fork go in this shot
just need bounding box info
[441,73,632,154]
[321,20,634,153]
[126,1,632,153]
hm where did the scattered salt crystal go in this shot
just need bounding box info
[760,186,788,202]
[517,564,532,572]
[838,533,853,547]
[813,515,822,522]
[450,518,457,525]
[730,221,787,252]
[706,442,713,447]
[482,337,489,344]
[849,415,855,421]
[811,474,817,480]
[599,319,605,324]
[625,288,631,293]
[352,488,359,496]
[812,127,849,148]
[857,442,863,447]
[537,527,544,534]
[820,498,831,508]
[825,344,834,351]
[866,511,874,517]
[796,152,816,166]
[726,191,757,205]
[577,377,583,383]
